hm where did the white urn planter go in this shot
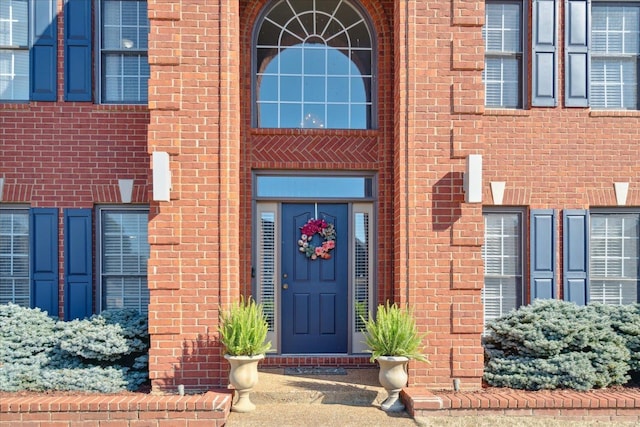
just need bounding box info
[376,356,409,412]
[225,354,264,413]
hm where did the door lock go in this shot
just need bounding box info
[282,283,289,289]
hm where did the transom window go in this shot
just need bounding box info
[591,3,640,109]
[483,1,524,108]
[98,0,150,104]
[0,0,28,101]
[254,0,374,129]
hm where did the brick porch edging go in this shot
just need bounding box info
[403,388,640,422]
[0,390,232,427]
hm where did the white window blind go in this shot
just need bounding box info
[591,4,640,109]
[482,212,522,327]
[0,0,28,100]
[354,212,370,331]
[590,214,639,305]
[0,210,29,306]
[483,1,523,108]
[258,211,276,332]
[101,210,149,313]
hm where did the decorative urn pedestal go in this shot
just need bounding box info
[376,355,409,412]
[225,354,264,413]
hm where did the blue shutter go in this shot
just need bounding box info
[532,0,558,106]
[64,0,92,101]
[563,210,589,305]
[565,0,590,107]
[530,209,556,300]
[30,208,59,316]
[30,0,57,101]
[64,209,93,320]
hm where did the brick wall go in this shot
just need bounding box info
[5,0,639,396]
[146,0,241,392]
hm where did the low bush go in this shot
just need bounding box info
[483,299,633,391]
[0,304,149,393]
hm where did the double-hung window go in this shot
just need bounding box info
[591,3,640,109]
[0,209,29,306]
[482,211,524,327]
[590,212,639,304]
[1,0,56,102]
[0,0,28,101]
[483,1,524,108]
[98,0,149,104]
[99,208,149,313]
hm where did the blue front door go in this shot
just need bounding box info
[281,203,349,353]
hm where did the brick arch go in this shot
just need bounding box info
[239,0,394,139]
[240,0,392,49]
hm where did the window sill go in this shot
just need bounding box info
[589,109,640,118]
[483,108,530,117]
[0,102,31,110]
[250,128,378,137]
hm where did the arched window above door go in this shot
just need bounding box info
[254,0,375,129]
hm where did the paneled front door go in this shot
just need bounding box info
[281,203,348,353]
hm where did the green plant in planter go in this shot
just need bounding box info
[219,297,272,356]
[361,301,428,363]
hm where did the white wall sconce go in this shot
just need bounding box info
[0,178,4,202]
[463,154,483,203]
[118,179,134,204]
[153,152,171,202]
[490,181,506,205]
[614,182,629,206]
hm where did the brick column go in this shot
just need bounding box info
[394,0,485,390]
[147,0,240,393]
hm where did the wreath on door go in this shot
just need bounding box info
[298,218,336,260]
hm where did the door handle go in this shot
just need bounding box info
[282,283,289,290]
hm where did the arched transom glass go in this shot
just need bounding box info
[255,0,374,129]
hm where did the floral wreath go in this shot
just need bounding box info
[298,218,336,260]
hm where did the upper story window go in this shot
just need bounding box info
[254,0,374,129]
[1,0,56,102]
[0,0,28,100]
[483,1,524,108]
[98,0,149,104]
[591,3,640,109]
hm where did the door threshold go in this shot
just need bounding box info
[261,354,374,369]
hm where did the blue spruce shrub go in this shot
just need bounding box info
[589,303,640,373]
[0,304,149,393]
[484,299,630,390]
[58,317,129,360]
[0,304,59,366]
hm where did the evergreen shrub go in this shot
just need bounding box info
[0,304,149,393]
[589,303,640,372]
[483,299,631,390]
